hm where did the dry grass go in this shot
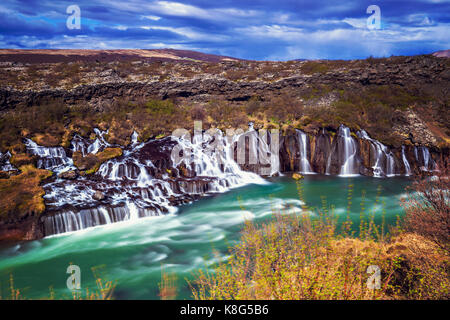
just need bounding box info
[190,175,449,300]
[0,266,116,300]
[190,212,449,300]
[401,161,449,253]
[73,147,123,174]
[158,267,178,300]
[0,165,52,219]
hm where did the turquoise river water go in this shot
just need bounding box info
[0,175,411,299]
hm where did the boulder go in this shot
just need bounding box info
[58,170,78,180]
[93,190,105,201]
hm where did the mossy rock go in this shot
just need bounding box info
[10,153,36,167]
[73,147,123,175]
[292,173,304,180]
[0,165,53,219]
[32,133,61,147]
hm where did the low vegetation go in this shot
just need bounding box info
[73,147,123,174]
[0,165,52,219]
[0,266,116,300]
[189,163,449,300]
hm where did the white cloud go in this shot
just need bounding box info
[140,25,229,41]
[145,1,263,22]
[114,25,129,30]
[147,1,210,19]
[236,20,450,60]
[342,18,367,29]
[142,15,162,21]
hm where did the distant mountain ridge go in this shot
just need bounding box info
[1,49,449,63]
[0,49,241,64]
[432,49,450,58]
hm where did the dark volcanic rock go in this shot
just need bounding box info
[311,132,332,174]
[59,170,78,180]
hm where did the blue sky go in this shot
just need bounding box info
[0,0,449,60]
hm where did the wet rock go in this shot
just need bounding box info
[292,173,303,180]
[0,170,9,179]
[93,190,105,201]
[58,170,78,180]
[311,133,332,174]
[279,134,300,172]
[358,139,373,169]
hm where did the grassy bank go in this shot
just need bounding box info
[188,165,449,300]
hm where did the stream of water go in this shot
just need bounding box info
[0,175,411,300]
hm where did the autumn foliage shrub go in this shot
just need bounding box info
[190,176,450,300]
[401,161,449,253]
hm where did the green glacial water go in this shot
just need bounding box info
[0,175,411,300]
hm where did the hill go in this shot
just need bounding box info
[0,49,240,64]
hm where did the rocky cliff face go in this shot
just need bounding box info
[275,126,445,178]
[1,53,447,150]
[1,124,445,241]
[0,52,448,241]
[1,55,448,109]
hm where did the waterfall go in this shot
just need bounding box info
[357,130,396,177]
[401,146,412,176]
[25,139,72,172]
[131,131,139,145]
[42,129,267,237]
[37,123,431,237]
[296,130,314,174]
[0,151,16,171]
[71,129,110,156]
[339,126,358,176]
[414,146,435,171]
[43,204,159,236]
[172,127,268,187]
[328,125,359,176]
[238,126,279,176]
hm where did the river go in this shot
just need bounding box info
[0,175,411,300]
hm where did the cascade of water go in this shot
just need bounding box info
[172,127,268,187]
[25,139,73,172]
[415,146,435,171]
[42,205,158,236]
[357,130,396,177]
[0,151,16,171]
[43,129,267,236]
[238,126,279,176]
[401,146,412,176]
[71,135,88,156]
[337,125,359,176]
[296,130,314,174]
[131,131,139,145]
[71,129,110,156]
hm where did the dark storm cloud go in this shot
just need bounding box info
[0,0,449,59]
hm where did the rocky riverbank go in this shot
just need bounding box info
[0,50,448,241]
[0,123,445,241]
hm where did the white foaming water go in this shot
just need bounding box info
[43,129,269,237]
[402,146,412,176]
[71,128,110,156]
[415,146,435,172]
[25,139,73,172]
[358,130,396,177]
[296,129,314,174]
[0,151,16,171]
[172,127,268,190]
[333,125,359,177]
[131,131,139,145]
